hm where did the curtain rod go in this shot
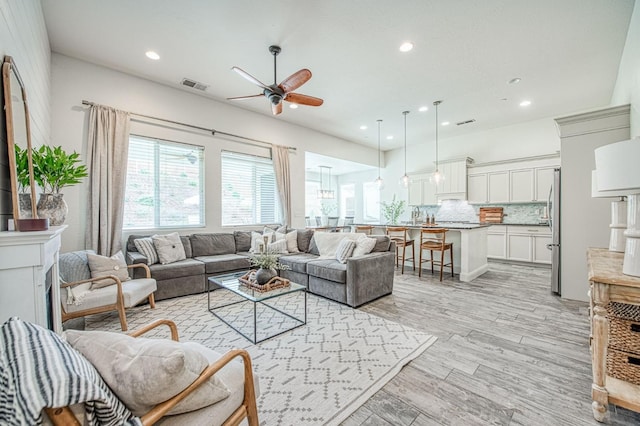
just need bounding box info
[81,100,296,151]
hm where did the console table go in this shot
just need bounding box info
[588,247,640,421]
[0,226,66,333]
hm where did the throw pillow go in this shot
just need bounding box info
[250,231,266,253]
[267,238,288,254]
[352,236,377,257]
[152,232,186,264]
[335,239,356,264]
[297,229,314,253]
[284,230,299,253]
[64,329,231,416]
[87,251,130,289]
[133,237,159,265]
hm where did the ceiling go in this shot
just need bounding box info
[41,0,635,152]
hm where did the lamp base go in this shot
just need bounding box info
[623,194,640,277]
[609,199,627,252]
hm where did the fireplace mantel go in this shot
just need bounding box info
[0,225,67,333]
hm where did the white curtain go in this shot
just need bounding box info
[272,145,291,227]
[85,105,130,256]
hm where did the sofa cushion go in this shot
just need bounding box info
[148,259,205,281]
[371,235,391,252]
[278,253,318,274]
[296,229,314,253]
[233,231,252,253]
[195,254,251,274]
[153,233,187,264]
[64,330,230,416]
[306,259,347,283]
[190,233,236,257]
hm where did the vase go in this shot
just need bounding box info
[18,193,33,219]
[255,267,277,285]
[37,193,68,226]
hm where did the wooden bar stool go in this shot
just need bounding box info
[355,225,374,235]
[385,226,415,274]
[418,228,454,281]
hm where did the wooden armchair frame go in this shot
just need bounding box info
[60,263,156,331]
[45,319,259,426]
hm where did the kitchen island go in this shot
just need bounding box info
[360,223,490,282]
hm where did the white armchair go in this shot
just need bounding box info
[59,250,156,331]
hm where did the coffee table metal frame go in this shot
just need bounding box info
[207,271,307,344]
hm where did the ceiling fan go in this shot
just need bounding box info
[227,45,324,115]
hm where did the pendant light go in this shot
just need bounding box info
[430,100,444,185]
[374,119,384,189]
[317,166,335,199]
[400,111,410,188]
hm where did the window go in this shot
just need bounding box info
[123,135,204,229]
[363,182,380,222]
[221,151,281,226]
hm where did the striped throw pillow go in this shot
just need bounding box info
[335,239,356,264]
[134,237,159,265]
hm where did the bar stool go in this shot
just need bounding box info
[355,225,374,235]
[385,226,415,274]
[418,228,454,281]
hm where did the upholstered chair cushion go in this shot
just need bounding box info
[64,330,230,416]
[87,251,131,289]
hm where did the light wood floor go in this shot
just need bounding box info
[342,261,640,426]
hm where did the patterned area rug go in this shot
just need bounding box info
[85,292,436,425]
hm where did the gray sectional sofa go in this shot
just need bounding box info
[125,230,395,307]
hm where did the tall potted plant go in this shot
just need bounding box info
[31,145,88,226]
[14,145,34,218]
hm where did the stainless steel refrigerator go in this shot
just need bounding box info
[547,168,561,295]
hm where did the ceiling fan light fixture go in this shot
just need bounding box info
[289,103,298,109]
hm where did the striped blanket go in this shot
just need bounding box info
[0,317,141,426]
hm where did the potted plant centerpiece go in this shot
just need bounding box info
[31,145,88,226]
[381,194,406,225]
[249,250,290,285]
[14,145,35,218]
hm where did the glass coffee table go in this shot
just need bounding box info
[207,271,307,344]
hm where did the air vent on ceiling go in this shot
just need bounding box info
[456,119,476,126]
[180,78,208,91]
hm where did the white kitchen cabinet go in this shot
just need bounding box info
[487,225,507,259]
[488,172,509,203]
[501,226,552,264]
[467,173,488,204]
[408,174,437,205]
[421,179,437,205]
[436,158,471,198]
[509,169,534,202]
[533,234,552,264]
[534,167,555,202]
[507,233,532,262]
[408,178,422,206]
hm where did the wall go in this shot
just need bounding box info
[51,54,380,251]
[0,1,50,230]
[612,0,640,136]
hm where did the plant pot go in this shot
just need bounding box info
[37,193,68,226]
[18,193,33,219]
[255,267,277,285]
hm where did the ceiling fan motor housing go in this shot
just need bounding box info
[265,88,283,105]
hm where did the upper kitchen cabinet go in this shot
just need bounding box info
[467,155,559,204]
[408,173,437,205]
[435,158,473,201]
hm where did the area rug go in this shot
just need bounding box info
[84,292,436,425]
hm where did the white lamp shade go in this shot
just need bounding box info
[591,170,629,198]
[595,137,640,194]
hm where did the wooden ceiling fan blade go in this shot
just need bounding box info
[272,102,283,115]
[285,92,324,106]
[227,94,264,101]
[279,69,311,93]
[231,66,270,91]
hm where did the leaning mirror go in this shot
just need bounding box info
[2,56,47,231]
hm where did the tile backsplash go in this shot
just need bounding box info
[414,200,548,224]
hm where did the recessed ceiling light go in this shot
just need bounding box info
[441,121,450,126]
[289,104,298,109]
[386,135,394,140]
[418,106,428,112]
[145,51,160,60]
[508,77,522,85]
[360,125,368,130]
[519,100,532,107]
[399,42,414,52]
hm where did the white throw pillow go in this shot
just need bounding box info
[335,239,356,264]
[267,238,288,254]
[285,230,299,253]
[87,251,130,289]
[133,237,159,265]
[152,232,186,264]
[250,231,266,253]
[64,330,231,416]
[352,236,377,257]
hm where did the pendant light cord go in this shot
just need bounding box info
[377,119,382,177]
[433,101,442,170]
[403,111,409,175]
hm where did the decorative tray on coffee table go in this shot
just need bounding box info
[239,271,291,292]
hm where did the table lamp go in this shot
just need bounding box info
[591,170,627,252]
[595,137,640,277]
